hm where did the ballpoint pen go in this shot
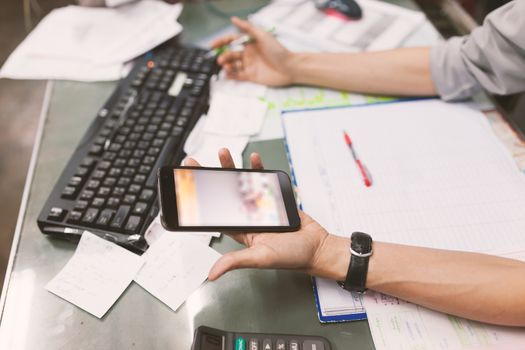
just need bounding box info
[343,130,373,187]
[205,27,276,59]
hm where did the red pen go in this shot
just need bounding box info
[343,131,373,187]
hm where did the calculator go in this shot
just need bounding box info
[191,326,332,350]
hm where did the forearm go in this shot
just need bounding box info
[288,47,437,96]
[316,235,525,326]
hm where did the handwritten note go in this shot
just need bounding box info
[46,232,143,318]
[134,233,221,312]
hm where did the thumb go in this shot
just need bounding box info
[231,16,263,39]
[208,247,267,281]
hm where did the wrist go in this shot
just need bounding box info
[309,234,351,281]
[286,52,308,85]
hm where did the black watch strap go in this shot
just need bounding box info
[340,232,373,293]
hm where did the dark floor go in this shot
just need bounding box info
[0,0,70,291]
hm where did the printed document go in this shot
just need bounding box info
[46,232,144,318]
[134,233,221,312]
[282,99,525,322]
[251,0,425,52]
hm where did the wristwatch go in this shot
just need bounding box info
[339,232,373,293]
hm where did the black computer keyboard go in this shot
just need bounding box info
[37,44,219,252]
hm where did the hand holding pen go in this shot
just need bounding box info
[209,16,294,86]
[343,130,373,187]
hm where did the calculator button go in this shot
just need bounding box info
[249,338,258,350]
[262,339,272,350]
[235,337,246,350]
[276,340,286,350]
[303,340,324,350]
[289,340,299,350]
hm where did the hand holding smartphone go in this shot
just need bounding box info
[157,166,301,232]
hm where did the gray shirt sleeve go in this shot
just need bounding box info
[430,0,525,101]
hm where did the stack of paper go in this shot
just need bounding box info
[0,1,183,81]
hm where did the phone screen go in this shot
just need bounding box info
[173,168,290,227]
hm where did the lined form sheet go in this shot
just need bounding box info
[46,232,143,318]
[283,100,525,251]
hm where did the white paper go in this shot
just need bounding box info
[364,289,525,350]
[184,116,249,167]
[251,0,425,52]
[143,213,220,247]
[282,99,525,321]
[134,233,222,312]
[205,92,268,136]
[46,232,143,318]
[0,2,182,81]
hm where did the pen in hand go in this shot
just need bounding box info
[343,130,373,187]
[205,27,276,59]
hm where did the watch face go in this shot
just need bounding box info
[351,232,372,253]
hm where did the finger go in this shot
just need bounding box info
[183,157,200,166]
[219,148,236,168]
[231,16,264,39]
[250,152,264,169]
[210,34,241,49]
[208,246,267,280]
[217,51,243,65]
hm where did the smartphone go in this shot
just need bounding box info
[157,166,301,232]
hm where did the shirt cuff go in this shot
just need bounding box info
[430,36,481,101]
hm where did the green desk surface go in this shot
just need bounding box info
[0,1,426,348]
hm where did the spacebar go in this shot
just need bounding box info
[145,135,182,188]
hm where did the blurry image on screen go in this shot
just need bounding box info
[174,169,290,226]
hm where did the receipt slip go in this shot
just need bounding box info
[134,233,221,312]
[46,232,144,318]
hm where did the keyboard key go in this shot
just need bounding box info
[92,197,105,207]
[138,165,151,174]
[79,190,95,201]
[103,177,117,186]
[235,337,246,350]
[289,340,298,350]
[86,179,100,190]
[302,340,324,350]
[132,202,148,215]
[74,200,89,211]
[262,339,272,350]
[276,340,285,350]
[113,187,126,197]
[249,339,259,350]
[110,205,130,229]
[82,208,99,223]
[107,197,121,208]
[129,184,141,194]
[89,145,103,156]
[67,210,83,223]
[133,174,146,184]
[123,194,136,204]
[139,189,154,201]
[117,177,131,186]
[68,176,83,187]
[97,187,111,197]
[124,215,142,232]
[75,166,89,177]
[92,170,106,179]
[108,168,122,177]
[61,186,78,199]
[47,207,67,221]
[96,209,115,226]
